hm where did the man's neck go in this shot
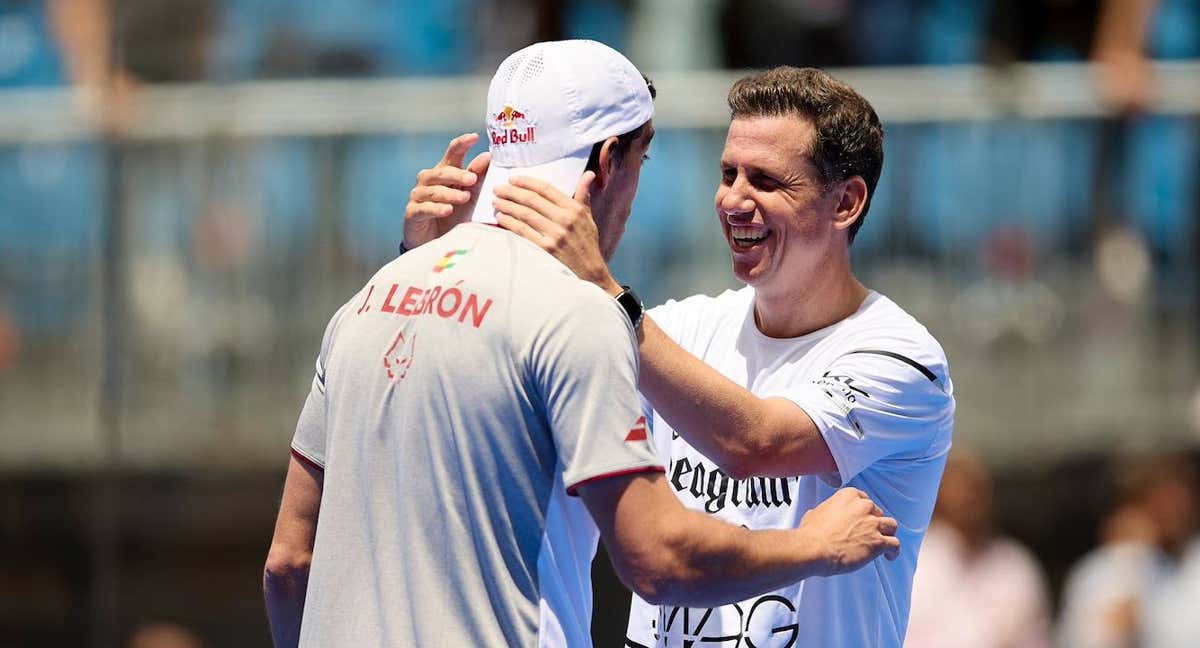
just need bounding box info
[752,258,868,339]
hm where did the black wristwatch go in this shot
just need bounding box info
[613,285,644,331]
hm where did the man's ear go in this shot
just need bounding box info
[593,136,621,190]
[832,176,869,234]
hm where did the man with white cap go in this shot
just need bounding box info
[407,64,957,647]
[264,41,900,648]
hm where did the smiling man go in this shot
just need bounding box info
[403,66,954,647]
[489,67,955,648]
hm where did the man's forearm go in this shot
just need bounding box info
[588,474,894,608]
[264,561,308,648]
[645,506,824,607]
[637,316,762,468]
[264,456,323,648]
[635,315,833,478]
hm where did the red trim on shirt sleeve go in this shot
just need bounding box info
[565,465,665,496]
[291,447,325,472]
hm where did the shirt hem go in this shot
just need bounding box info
[290,445,325,471]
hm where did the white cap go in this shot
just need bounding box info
[469,40,654,225]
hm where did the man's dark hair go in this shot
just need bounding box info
[727,67,883,243]
[585,76,657,173]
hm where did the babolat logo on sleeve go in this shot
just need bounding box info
[488,104,537,146]
[625,415,648,443]
[815,371,868,439]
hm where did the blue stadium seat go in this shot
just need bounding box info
[0,144,103,337]
[1125,117,1198,262]
[216,0,475,78]
[248,139,318,256]
[565,0,629,51]
[0,2,66,88]
[610,129,719,306]
[1124,0,1200,268]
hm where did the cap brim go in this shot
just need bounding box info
[469,148,591,225]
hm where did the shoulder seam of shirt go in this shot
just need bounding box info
[844,349,939,383]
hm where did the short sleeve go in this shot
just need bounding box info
[528,294,663,494]
[290,301,354,469]
[645,289,744,348]
[780,349,955,487]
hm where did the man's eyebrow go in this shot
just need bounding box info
[719,160,761,173]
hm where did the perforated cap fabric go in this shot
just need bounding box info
[469,40,654,224]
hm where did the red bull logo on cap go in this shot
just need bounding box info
[489,104,536,147]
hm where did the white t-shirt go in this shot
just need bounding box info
[626,287,955,648]
[291,224,662,648]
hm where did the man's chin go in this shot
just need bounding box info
[731,262,763,286]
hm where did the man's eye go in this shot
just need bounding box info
[751,175,779,190]
[641,154,651,162]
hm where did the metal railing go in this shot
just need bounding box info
[0,61,1198,473]
[2,61,1199,143]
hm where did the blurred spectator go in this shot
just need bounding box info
[112,0,215,82]
[1092,0,1159,114]
[990,0,1199,287]
[50,0,216,132]
[47,0,139,132]
[1058,454,1198,648]
[953,226,1065,348]
[906,447,1053,648]
[1143,532,1200,647]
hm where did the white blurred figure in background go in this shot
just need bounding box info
[1143,530,1200,647]
[906,447,1053,648]
[1059,454,1198,648]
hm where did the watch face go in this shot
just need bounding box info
[617,287,643,329]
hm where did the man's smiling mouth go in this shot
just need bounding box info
[730,226,770,248]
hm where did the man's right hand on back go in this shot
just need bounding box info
[798,487,901,577]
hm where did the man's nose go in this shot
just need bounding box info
[719,177,755,220]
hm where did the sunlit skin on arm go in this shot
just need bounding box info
[577,471,899,607]
[264,455,323,648]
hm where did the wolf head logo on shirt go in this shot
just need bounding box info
[383,329,417,383]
